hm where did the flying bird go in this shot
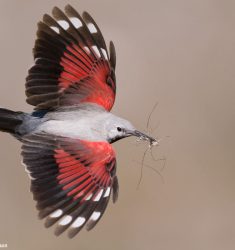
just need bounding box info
[0,5,158,238]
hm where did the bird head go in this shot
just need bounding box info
[104,114,159,146]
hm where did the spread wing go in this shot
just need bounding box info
[26,5,116,111]
[21,133,118,238]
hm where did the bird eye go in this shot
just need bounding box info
[117,127,122,132]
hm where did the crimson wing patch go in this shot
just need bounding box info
[26,5,116,111]
[21,133,118,238]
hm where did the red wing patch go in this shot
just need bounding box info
[60,60,115,110]
[25,5,116,111]
[21,133,119,238]
[54,141,115,200]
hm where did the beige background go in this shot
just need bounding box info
[0,0,234,249]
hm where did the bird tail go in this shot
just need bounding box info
[0,107,25,135]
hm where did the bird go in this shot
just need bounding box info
[0,5,158,238]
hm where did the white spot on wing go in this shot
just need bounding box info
[101,48,108,60]
[94,189,103,202]
[104,187,111,197]
[58,20,69,30]
[87,23,97,33]
[71,217,86,228]
[70,17,82,28]
[90,211,101,221]
[50,26,60,34]
[85,193,93,201]
[34,58,40,63]
[59,215,72,226]
[50,209,63,218]
[83,46,90,53]
[92,45,101,58]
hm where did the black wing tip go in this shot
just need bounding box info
[82,11,92,20]
[109,41,116,69]
[112,176,119,203]
[44,220,52,228]
[52,6,66,20]
[52,6,60,13]
[42,13,52,23]
[67,230,78,239]
[64,4,78,15]
[110,40,115,48]
[54,225,69,236]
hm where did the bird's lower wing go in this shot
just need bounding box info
[21,133,118,238]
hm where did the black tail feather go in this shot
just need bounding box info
[0,108,24,135]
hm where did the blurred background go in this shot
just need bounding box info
[0,0,234,249]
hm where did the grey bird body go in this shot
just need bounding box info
[16,103,135,142]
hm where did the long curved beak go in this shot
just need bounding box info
[126,129,159,146]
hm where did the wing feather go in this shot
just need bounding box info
[26,5,116,111]
[21,133,118,237]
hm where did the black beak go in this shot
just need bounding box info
[126,129,159,146]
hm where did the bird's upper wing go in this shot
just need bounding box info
[26,5,116,111]
[21,133,118,238]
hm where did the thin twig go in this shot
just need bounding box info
[136,147,149,190]
[149,145,167,172]
[149,121,160,134]
[144,163,165,184]
[160,156,166,172]
[134,158,165,185]
[146,101,159,131]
